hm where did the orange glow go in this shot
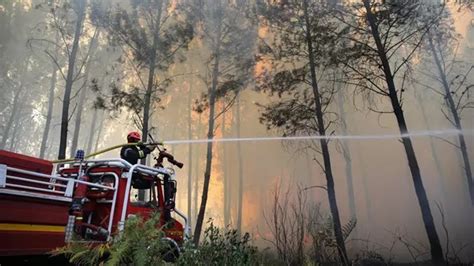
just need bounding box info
[254,60,271,77]
[201,101,226,226]
[255,25,272,77]
[168,0,178,14]
[242,190,260,230]
[258,26,269,38]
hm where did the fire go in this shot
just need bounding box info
[242,190,260,230]
[255,25,272,77]
[198,101,226,226]
[258,25,269,38]
[254,60,271,77]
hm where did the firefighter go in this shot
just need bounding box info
[121,131,157,189]
[120,131,156,165]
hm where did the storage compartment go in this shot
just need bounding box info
[0,150,53,175]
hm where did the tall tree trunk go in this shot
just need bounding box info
[69,67,90,157]
[138,1,163,201]
[302,1,348,263]
[416,93,447,203]
[86,107,98,155]
[39,67,57,158]
[349,111,372,225]
[0,86,23,149]
[141,0,163,150]
[87,75,109,155]
[336,84,356,220]
[10,85,34,152]
[363,1,444,263]
[194,18,222,244]
[9,107,24,151]
[187,80,193,228]
[222,108,230,227]
[355,140,372,224]
[58,0,86,160]
[428,34,473,205]
[193,113,202,229]
[69,88,86,156]
[94,111,104,152]
[10,121,22,152]
[235,93,243,235]
[70,30,100,157]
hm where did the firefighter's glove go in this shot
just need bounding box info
[146,144,157,152]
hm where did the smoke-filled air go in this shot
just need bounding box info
[0,0,473,265]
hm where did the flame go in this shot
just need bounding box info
[258,25,269,38]
[254,60,271,77]
[200,101,226,226]
[242,190,260,230]
[255,25,272,77]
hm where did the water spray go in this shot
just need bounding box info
[163,128,474,145]
[52,129,473,163]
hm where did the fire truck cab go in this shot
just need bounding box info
[0,149,188,259]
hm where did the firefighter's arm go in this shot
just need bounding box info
[139,145,156,158]
[123,147,141,161]
[145,144,156,152]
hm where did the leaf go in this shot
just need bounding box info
[342,218,357,241]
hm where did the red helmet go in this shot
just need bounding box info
[127,131,141,142]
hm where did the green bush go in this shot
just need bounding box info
[53,216,258,265]
[51,241,110,266]
[52,213,169,266]
[178,220,258,266]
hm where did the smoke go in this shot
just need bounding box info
[0,0,472,262]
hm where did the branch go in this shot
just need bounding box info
[392,34,425,76]
[119,45,148,91]
[440,108,456,127]
[434,202,450,261]
[432,135,460,149]
[300,185,327,192]
[73,28,100,81]
[342,62,386,95]
[411,79,444,96]
[44,50,67,81]
[213,92,238,122]
[52,13,71,57]
[368,106,392,114]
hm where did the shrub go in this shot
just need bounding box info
[52,213,168,266]
[178,220,258,266]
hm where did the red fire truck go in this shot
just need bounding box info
[0,147,188,262]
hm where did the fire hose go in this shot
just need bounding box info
[50,141,163,164]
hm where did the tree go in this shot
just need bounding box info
[256,0,348,262]
[187,74,194,228]
[28,0,94,159]
[221,106,231,227]
[39,60,58,158]
[85,106,99,154]
[193,113,203,230]
[336,0,444,263]
[417,5,473,204]
[235,93,244,235]
[93,0,193,149]
[0,85,25,149]
[58,0,86,160]
[69,29,100,157]
[192,0,255,244]
[413,88,447,204]
[336,82,356,220]
[0,2,44,151]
